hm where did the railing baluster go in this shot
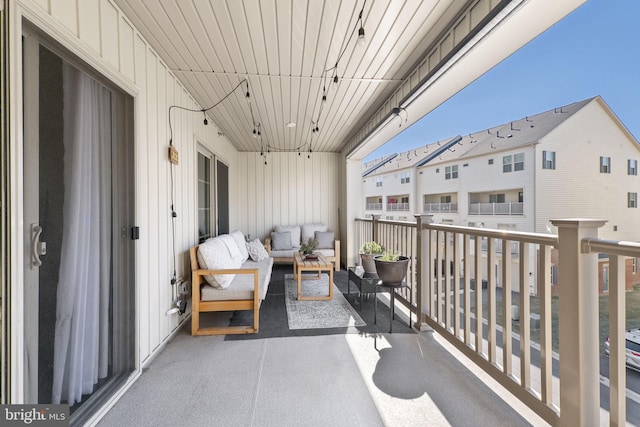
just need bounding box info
[464,234,471,345]
[453,232,461,338]
[445,231,452,330]
[488,237,497,364]
[609,254,625,427]
[502,239,512,376]
[520,242,531,390]
[475,235,483,354]
[429,229,435,318]
[539,244,552,404]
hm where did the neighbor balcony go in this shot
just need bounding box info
[469,202,523,215]
[423,202,458,213]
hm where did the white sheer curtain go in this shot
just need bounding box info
[52,62,112,405]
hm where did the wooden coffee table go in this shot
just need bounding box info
[293,252,334,300]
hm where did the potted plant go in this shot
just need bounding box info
[374,250,410,285]
[359,241,384,273]
[299,237,318,258]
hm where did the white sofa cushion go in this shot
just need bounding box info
[230,230,249,263]
[219,234,243,265]
[246,238,269,262]
[197,237,241,289]
[275,225,301,246]
[301,224,327,243]
[271,231,292,250]
[315,231,334,249]
[201,257,274,301]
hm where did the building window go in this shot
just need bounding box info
[629,159,638,175]
[600,156,611,173]
[543,150,556,169]
[198,151,213,243]
[633,258,639,274]
[514,153,524,171]
[488,159,494,165]
[445,165,458,180]
[489,193,505,203]
[503,155,512,173]
[441,195,451,203]
[376,177,383,187]
[518,191,524,203]
[629,192,638,208]
[400,172,410,184]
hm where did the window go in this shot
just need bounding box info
[488,159,494,165]
[198,152,213,242]
[543,150,556,169]
[518,191,524,203]
[400,172,410,184]
[441,195,451,203]
[489,193,505,203]
[401,196,409,204]
[503,155,512,172]
[600,156,611,173]
[629,159,638,175]
[445,165,458,179]
[629,192,638,208]
[633,258,639,274]
[514,153,524,171]
[376,177,383,187]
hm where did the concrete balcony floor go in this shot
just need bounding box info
[98,267,547,427]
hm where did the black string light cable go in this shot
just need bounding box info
[166,78,255,290]
[309,0,367,149]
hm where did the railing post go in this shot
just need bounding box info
[551,219,606,427]
[414,214,433,331]
[372,214,381,243]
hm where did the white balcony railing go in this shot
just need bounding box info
[469,202,523,215]
[387,202,410,211]
[366,203,383,210]
[423,202,458,213]
[356,215,640,426]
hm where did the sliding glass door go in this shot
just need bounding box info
[22,27,135,424]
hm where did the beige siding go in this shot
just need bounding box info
[237,152,341,241]
[535,99,640,240]
[15,0,239,365]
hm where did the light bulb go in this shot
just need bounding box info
[358,27,366,46]
[333,75,339,87]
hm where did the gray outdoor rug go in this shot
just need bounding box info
[285,273,366,330]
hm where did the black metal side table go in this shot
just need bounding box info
[347,267,381,309]
[347,267,409,333]
[374,281,408,333]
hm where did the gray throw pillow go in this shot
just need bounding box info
[315,231,334,249]
[271,231,292,250]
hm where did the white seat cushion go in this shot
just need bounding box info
[301,224,328,243]
[230,230,249,263]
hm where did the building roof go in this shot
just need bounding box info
[363,96,599,176]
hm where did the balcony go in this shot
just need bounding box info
[98,216,640,426]
[423,202,458,213]
[387,202,410,212]
[353,215,640,426]
[366,203,383,211]
[469,202,523,215]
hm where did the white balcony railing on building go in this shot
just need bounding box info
[423,202,458,213]
[355,215,640,426]
[387,202,410,211]
[366,203,383,211]
[469,202,523,215]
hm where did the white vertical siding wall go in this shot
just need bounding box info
[14,0,238,366]
[536,99,640,240]
[237,152,341,241]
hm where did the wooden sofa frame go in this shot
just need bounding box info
[189,245,260,336]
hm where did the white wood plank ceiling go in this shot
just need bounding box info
[114,0,494,154]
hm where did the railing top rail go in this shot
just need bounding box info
[422,222,558,246]
[582,237,640,257]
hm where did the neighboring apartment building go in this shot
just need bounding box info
[363,96,640,293]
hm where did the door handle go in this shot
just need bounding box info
[31,224,46,268]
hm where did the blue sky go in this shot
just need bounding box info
[364,0,640,162]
